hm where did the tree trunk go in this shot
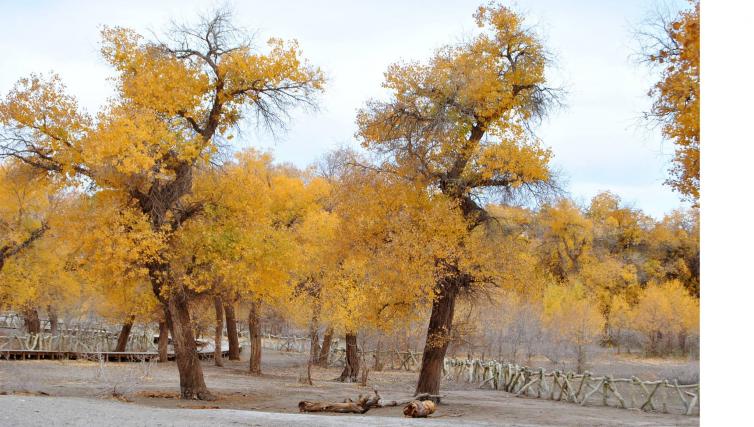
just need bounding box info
[224,302,240,361]
[158,320,169,362]
[309,317,321,364]
[339,333,359,382]
[168,291,213,400]
[576,344,586,374]
[678,330,688,355]
[318,327,333,367]
[373,339,383,371]
[248,300,262,375]
[415,279,459,396]
[23,308,41,335]
[47,305,58,335]
[213,296,224,367]
[148,256,212,400]
[115,314,135,352]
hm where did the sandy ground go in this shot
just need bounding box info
[0,350,699,426]
[0,396,503,427]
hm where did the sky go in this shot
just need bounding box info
[0,0,690,218]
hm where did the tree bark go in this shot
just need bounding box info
[115,314,135,352]
[148,256,212,400]
[373,339,383,371]
[318,326,333,367]
[47,305,58,335]
[415,279,459,396]
[0,223,48,273]
[309,316,321,364]
[223,302,240,360]
[248,300,262,375]
[339,333,359,382]
[576,344,587,374]
[213,295,224,367]
[23,308,41,335]
[158,320,169,362]
[168,291,213,400]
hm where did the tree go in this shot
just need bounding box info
[0,9,323,399]
[357,3,558,395]
[541,283,603,373]
[609,294,633,353]
[537,199,593,281]
[587,191,651,257]
[0,168,84,333]
[296,159,466,382]
[174,150,318,374]
[646,208,699,297]
[631,279,699,355]
[640,0,700,203]
[0,162,55,272]
[0,222,83,334]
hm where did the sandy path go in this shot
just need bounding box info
[0,395,504,427]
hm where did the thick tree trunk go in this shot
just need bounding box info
[158,320,169,362]
[23,308,41,335]
[415,279,459,396]
[168,292,213,400]
[213,296,224,367]
[318,326,333,367]
[248,300,262,375]
[224,302,240,360]
[148,255,212,400]
[47,305,58,335]
[339,333,359,382]
[115,314,135,352]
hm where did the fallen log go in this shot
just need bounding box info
[298,389,442,415]
[403,400,436,418]
[299,390,381,414]
[298,399,371,414]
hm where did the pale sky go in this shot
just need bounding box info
[0,0,689,218]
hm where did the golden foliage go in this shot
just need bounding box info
[541,282,603,348]
[357,3,555,211]
[630,280,699,349]
[645,1,700,202]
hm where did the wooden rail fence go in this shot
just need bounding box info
[258,334,311,353]
[330,348,422,371]
[0,331,157,353]
[443,358,699,416]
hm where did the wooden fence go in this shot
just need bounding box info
[330,348,422,371]
[0,312,23,329]
[443,358,699,415]
[251,334,424,372]
[0,331,156,353]
[258,334,311,353]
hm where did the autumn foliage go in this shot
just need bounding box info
[0,1,699,400]
[642,0,700,203]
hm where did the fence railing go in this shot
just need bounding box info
[0,331,157,353]
[330,348,422,371]
[257,334,311,353]
[443,358,699,416]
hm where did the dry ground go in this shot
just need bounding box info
[0,350,698,426]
